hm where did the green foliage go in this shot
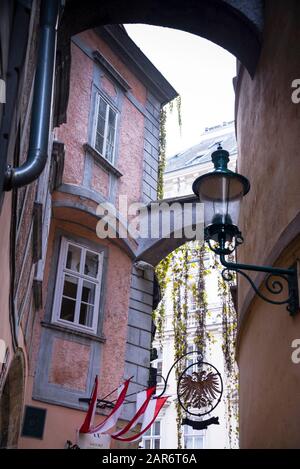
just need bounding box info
[154,242,212,447]
[153,253,172,346]
[214,252,239,448]
[157,96,182,200]
[157,107,167,200]
[154,243,238,448]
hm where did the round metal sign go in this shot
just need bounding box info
[177,360,223,417]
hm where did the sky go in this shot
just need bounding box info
[125,24,236,158]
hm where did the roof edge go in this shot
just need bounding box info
[95,24,178,105]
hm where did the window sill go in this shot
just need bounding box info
[83,143,123,178]
[41,321,106,343]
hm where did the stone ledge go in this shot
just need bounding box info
[41,321,106,343]
[83,143,123,178]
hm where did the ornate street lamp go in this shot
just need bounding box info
[192,145,299,315]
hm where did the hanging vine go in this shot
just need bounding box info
[171,246,188,447]
[153,241,238,448]
[157,106,167,200]
[192,242,209,356]
[214,252,239,448]
[152,253,172,346]
[157,96,182,199]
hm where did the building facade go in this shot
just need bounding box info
[0,10,176,448]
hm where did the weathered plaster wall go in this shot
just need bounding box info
[238,238,300,448]
[57,42,93,185]
[91,163,109,198]
[19,374,139,449]
[116,97,144,206]
[33,216,132,393]
[236,0,300,448]
[57,30,147,206]
[236,0,300,308]
[79,30,147,106]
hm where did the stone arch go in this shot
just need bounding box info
[0,349,25,448]
[56,0,264,124]
[135,195,204,266]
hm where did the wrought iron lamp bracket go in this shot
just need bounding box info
[219,253,299,316]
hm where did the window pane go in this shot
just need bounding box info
[66,244,81,272]
[108,108,116,127]
[63,275,78,299]
[105,143,114,162]
[107,124,115,145]
[144,428,151,437]
[96,115,105,137]
[156,360,163,384]
[95,133,104,153]
[144,440,151,449]
[81,280,96,304]
[79,303,94,328]
[84,251,99,278]
[154,439,160,449]
[95,96,106,154]
[98,97,107,118]
[60,297,76,322]
[194,437,203,449]
[154,421,160,436]
[184,436,193,449]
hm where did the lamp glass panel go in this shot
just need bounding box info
[197,174,244,227]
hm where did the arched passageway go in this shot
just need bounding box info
[55,0,263,125]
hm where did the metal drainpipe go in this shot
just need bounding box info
[4,0,61,190]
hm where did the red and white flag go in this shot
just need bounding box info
[89,378,131,434]
[79,375,98,433]
[111,395,168,442]
[79,377,131,435]
[78,377,168,446]
[111,386,155,438]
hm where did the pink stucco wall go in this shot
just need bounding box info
[19,213,133,448]
[116,98,144,207]
[57,42,93,185]
[19,26,150,449]
[91,163,110,198]
[79,30,147,106]
[55,30,146,204]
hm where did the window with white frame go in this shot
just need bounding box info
[52,238,104,333]
[182,425,204,449]
[93,93,117,164]
[142,421,161,449]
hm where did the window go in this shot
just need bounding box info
[186,344,197,371]
[183,425,204,449]
[52,238,104,333]
[153,349,163,385]
[93,93,117,164]
[142,421,161,449]
[156,359,163,385]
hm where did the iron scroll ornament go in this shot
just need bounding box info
[206,230,299,316]
[221,266,298,313]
